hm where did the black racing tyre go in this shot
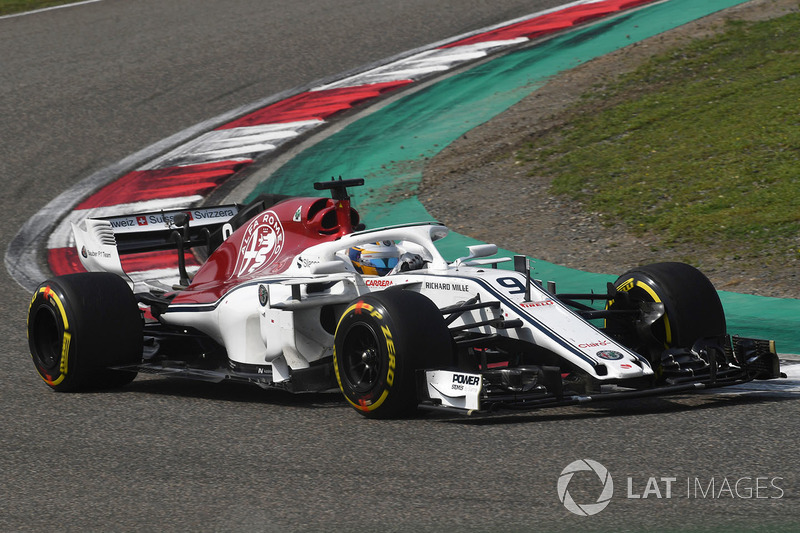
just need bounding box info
[608,262,726,356]
[27,272,143,391]
[333,290,452,419]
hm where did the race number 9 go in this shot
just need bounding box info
[496,277,526,294]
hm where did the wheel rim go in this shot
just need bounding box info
[31,306,62,372]
[340,323,382,393]
[625,283,671,347]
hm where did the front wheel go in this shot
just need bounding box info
[607,262,726,362]
[27,273,143,391]
[333,290,452,418]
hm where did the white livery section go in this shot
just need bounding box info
[158,223,652,385]
[426,371,482,411]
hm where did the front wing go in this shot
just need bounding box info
[416,337,782,416]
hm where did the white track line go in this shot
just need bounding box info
[0,0,104,20]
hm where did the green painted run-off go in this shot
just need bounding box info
[248,0,800,353]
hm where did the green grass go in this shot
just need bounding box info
[0,0,81,16]
[519,13,800,263]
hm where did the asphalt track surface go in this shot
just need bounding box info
[2,1,799,531]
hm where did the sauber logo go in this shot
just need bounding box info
[234,211,284,276]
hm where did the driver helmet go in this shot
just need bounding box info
[348,241,400,276]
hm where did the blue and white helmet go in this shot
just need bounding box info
[348,241,400,276]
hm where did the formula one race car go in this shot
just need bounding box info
[27,178,782,417]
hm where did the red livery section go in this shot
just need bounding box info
[219,81,414,129]
[174,196,360,304]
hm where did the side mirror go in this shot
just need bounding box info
[454,244,498,267]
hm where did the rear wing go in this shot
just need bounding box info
[94,205,239,254]
[72,205,240,285]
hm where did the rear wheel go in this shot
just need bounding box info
[607,262,726,364]
[333,290,452,418]
[27,273,143,391]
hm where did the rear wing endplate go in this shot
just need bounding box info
[71,205,240,284]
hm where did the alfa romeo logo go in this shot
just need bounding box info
[557,459,613,516]
[234,211,284,277]
[596,350,623,360]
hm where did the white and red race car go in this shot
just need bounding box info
[27,179,781,417]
